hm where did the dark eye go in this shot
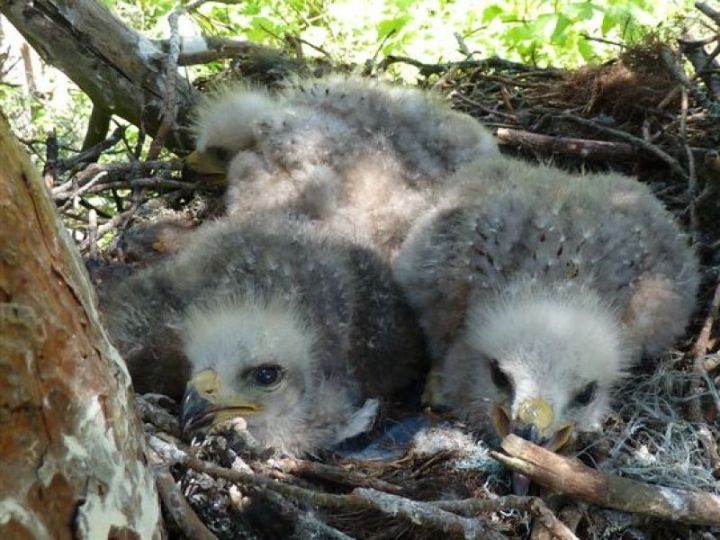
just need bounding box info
[489,359,512,392]
[571,382,597,407]
[250,364,283,387]
[208,146,231,163]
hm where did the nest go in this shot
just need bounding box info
[39,10,720,539]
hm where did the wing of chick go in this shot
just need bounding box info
[100,261,191,400]
[394,154,699,360]
[190,76,498,260]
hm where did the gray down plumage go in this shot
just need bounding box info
[191,76,498,260]
[393,154,699,442]
[102,215,427,455]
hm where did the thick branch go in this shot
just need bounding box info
[0,111,162,537]
[493,434,720,527]
[497,128,638,161]
[0,0,198,153]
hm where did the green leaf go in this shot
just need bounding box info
[551,14,573,42]
[567,2,597,20]
[482,5,504,22]
[577,37,595,61]
[377,15,411,40]
[505,25,533,43]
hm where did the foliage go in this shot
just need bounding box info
[0,0,696,163]
[106,0,694,71]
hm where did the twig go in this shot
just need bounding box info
[176,37,281,66]
[52,160,184,198]
[148,435,506,539]
[352,488,498,539]
[42,129,59,189]
[696,2,720,27]
[559,114,690,182]
[660,45,716,114]
[154,464,218,540]
[680,87,700,236]
[77,198,113,219]
[379,55,553,77]
[261,489,354,540]
[147,7,181,160]
[434,496,578,540]
[87,209,98,260]
[679,37,720,100]
[492,434,720,526]
[81,177,199,194]
[185,0,245,11]
[688,278,720,470]
[496,128,638,161]
[277,457,404,494]
[78,200,142,252]
[62,126,125,172]
[135,395,181,437]
[579,34,625,49]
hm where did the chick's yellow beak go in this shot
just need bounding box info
[492,397,574,452]
[180,369,263,437]
[184,150,225,175]
[182,150,228,187]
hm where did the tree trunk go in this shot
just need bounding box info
[0,110,163,539]
[0,0,198,154]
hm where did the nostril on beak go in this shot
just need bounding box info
[512,422,542,445]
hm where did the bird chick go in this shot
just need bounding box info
[180,296,382,453]
[103,216,427,455]
[393,154,699,450]
[187,76,498,260]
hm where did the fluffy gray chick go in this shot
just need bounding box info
[393,155,699,450]
[186,76,497,260]
[103,216,427,455]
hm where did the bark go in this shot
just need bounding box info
[0,110,162,538]
[493,434,720,527]
[0,0,198,154]
[496,127,639,161]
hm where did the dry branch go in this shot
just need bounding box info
[688,277,720,470]
[434,496,579,540]
[148,435,506,539]
[277,457,404,494]
[497,128,638,161]
[154,465,218,540]
[0,0,197,153]
[176,36,282,66]
[559,114,690,182]
[696,1,720,27]
[492,434,720,527]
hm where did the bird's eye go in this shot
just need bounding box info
[208,146,230,163]
[571,381,597,407]
[489,359,512,392]
[250,364,284,387]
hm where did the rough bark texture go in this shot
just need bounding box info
[494,434,720,527]
[496,127,639,161]
[0,0,198,153]
[0,111,162,539]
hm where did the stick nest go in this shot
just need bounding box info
[41,9,720,539]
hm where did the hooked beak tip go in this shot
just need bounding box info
[180,385,213,437]
[512,471,531,496]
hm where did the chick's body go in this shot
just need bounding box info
[394,155,699,443]
[103,216,427,455]
[192,77,498,260]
